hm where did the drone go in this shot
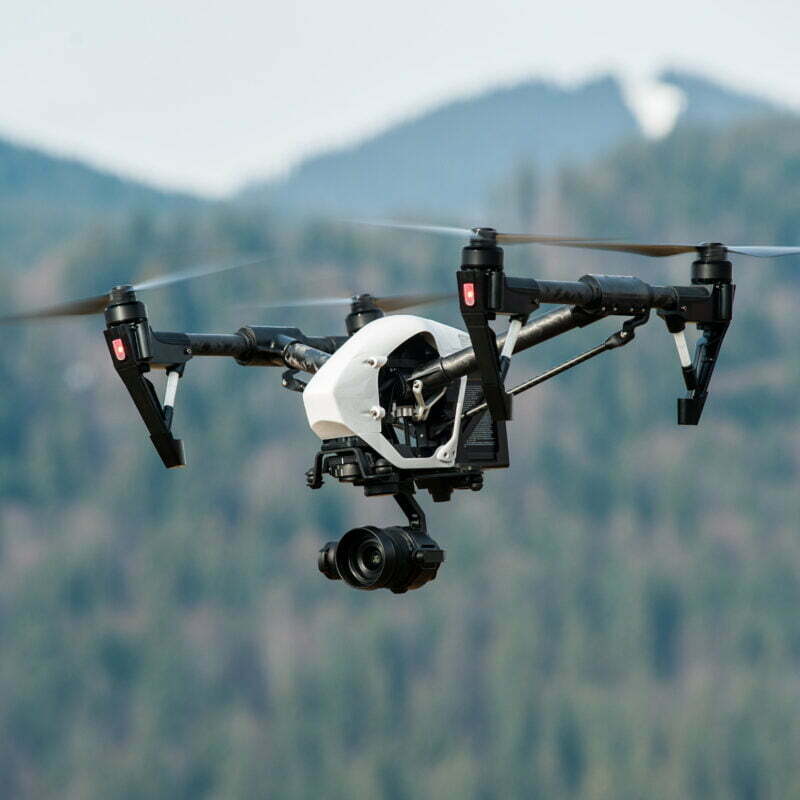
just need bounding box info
[4,222,800,594]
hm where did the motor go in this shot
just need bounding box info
[318,525,445,593]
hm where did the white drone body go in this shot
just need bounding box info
[303,315,470,469]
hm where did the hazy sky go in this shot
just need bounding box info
[2,0,799,196]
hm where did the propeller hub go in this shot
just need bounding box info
[346,294,384,336]
[696,242,729,261]
[470,227,498,244]
[692,243,732,285]
[109,284,137,304]
[105,285,147,326]
[351,293,377,309]
[462,232,503,271]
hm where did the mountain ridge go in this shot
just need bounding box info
[0,134,204,267]
[238,74,639,219]
[238,70,793,220]
[0,68,793,268]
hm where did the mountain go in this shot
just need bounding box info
[663,68,786,128]
[238,75,641,219]
[1,67,789,257]
[0,136,203,267]
[556,114,800,249]
[238,71,795,222]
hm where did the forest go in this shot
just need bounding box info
[1,115,799,798]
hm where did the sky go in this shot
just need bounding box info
[1,0,799,197]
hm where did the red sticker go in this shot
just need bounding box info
[112,338,126,361]
[462,282,476,307]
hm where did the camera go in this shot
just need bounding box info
[318,525,445,593]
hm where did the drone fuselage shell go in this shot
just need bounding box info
[302,315,470,469]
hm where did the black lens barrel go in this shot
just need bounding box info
[318,525,444,593]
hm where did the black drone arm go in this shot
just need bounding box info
[103,325,190,467]
[658,280,735,425]
[678,320,730,424]
[415,243,734,428]
[102,287,340,468]
[410,304,606,389]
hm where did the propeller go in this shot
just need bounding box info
[726,246,800,258]
[243,291,454,314]
[0,254,276,324]
[349,219,600,246]
[506,241,800,258]
[349,220,800,259]
[349,220,475,239]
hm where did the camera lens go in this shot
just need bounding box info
[347,531,389,586]
[358,542,384,573]
[328,525,444,593]
[352,539,384,582]
[335,526,397,590]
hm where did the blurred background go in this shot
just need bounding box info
[2,1,800,798]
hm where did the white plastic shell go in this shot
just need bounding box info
[303,315,471,469]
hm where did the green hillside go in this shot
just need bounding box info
[1,118,800,798]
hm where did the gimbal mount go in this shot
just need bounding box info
[317,486,445,593]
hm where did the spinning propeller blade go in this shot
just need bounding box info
[726,246,800,258]
[349,219,595,245]
[348,220,475,239]
[132,256,271,291]
[521,241,699,256]
[245,292,453,313]
[0,255,275,324]
[350,220,800,259]
[0,294,111,323]
[371,293,453,312]
[502,240,800,258]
